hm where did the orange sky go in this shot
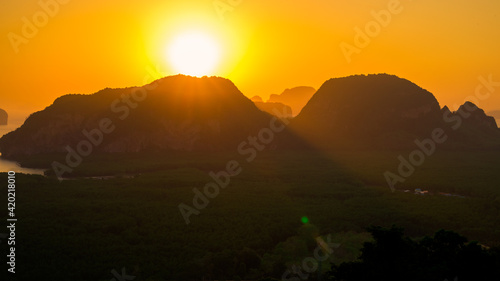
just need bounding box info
[1,0,499,131]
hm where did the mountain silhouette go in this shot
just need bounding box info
[291,74,500,149]
[0,108,7,126]
[291,74,443,149]
[0,75,287,158]
[2,74,498,159]
[268,86,316,116]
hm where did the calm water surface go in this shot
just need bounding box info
[1,123,46,175]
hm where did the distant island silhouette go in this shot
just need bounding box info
[0,108,7,126]
[268,86,316,116]
[250,95,293,120]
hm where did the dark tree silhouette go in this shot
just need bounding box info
[327,226,500,281]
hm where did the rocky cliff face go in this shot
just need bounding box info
[291,74,443,149]
[0,108,7,126]
[0,75,284,158]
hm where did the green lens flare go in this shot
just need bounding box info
[301,216,309,224]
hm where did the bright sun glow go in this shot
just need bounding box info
[167,31,221,77]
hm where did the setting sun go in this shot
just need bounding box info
[167,31,221,77]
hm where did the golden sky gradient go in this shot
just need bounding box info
[1,0,499,128]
